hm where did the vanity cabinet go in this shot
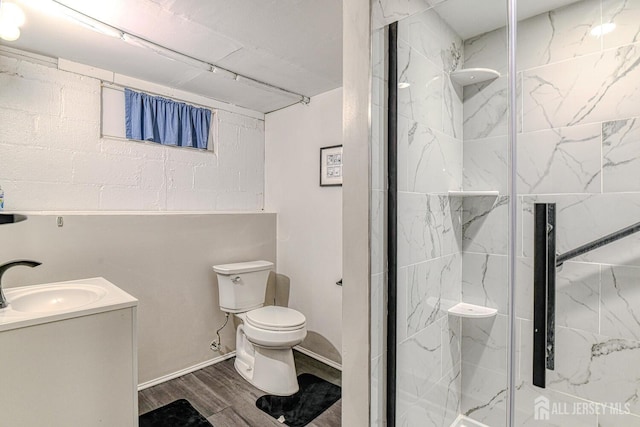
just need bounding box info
[0,279,138,427]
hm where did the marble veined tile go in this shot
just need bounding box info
[557,262,600,334]
[372,0,446,31]
[464,27,508,74]
[398,116,409,192]
[407,253,462,335]
[547,326,640,416]
[601,264,640,341]
[463,75,509,140]
[398,192,462,266]
[462,195,509,255]
[407,122,462,193]
[399,364,461,427]
[460,363,508,427]
[519,320,638,424]
[400,7,463,73]
[443,73,463,139]
[463,136,509,195]
[603,116,640,192]
[523,44,640,132]
[522,194,640,266]
[398,40,444,132]
[397,320,443,417]
[372,28,386,83]
[517,123,602,194]
[372,75,384,111]
[462,314,508,373]
[514,380,598,427]
[514,260,599,335]
[462,252,508,314]
[441,314,461,375]
[517,0,601,71]
[599,413,640,426]
[517,318,533,382]
[398,267,409,344]
[515,257,534,321]
[602,0,640,50]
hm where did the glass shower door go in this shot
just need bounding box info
[513,0,640,425]
[384,1,512,425]
[371,0,640,426]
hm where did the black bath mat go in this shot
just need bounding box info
[256,373,341,427]
[139,399,212,427]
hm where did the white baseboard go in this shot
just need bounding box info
[137,351,236,391]
[138,346,341,391]
[294,345,342,371]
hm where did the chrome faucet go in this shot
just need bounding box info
[0,260,41,309]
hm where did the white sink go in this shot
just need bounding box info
[0,277,137,332]
[9,284,107,313]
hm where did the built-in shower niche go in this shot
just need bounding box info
[449,191,503,318]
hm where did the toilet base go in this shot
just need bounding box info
[234,324,300,396]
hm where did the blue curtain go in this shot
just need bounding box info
[124,88,211,149]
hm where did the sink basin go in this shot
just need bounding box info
[9,284,107,313]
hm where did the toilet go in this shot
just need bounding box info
[213,260,307,396]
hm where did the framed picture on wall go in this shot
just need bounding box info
[320,145,343,187]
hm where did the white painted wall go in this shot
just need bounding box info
[0,48,277,385]
[0,50,265,211]
[0,212,277,385]
[265,87,343,363]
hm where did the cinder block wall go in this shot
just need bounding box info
[0,52,265,211]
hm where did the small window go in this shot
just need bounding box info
[102,86,216,151]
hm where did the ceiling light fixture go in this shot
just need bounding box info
[0,2,25,41]
[590,22,616,37]
[0,24,20,41]
[1,2,25,26]
[398,82,411,89]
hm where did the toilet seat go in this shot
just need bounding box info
[246,306,306,331]
[241,306,307,349]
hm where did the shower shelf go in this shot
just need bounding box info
[450,68,500,86]
[448,190,499,197]
[448,302,498,318]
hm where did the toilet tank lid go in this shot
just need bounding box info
[213,260,274,275]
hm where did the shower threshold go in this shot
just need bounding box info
[450,414,490,427]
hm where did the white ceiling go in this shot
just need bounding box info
[2,0,578,113]
[4,0,343,113]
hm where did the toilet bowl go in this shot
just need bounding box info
[234,306,306,395]
[213,261,307,396]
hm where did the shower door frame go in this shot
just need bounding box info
[382,0,520,425]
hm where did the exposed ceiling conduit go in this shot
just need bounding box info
[41,0,312,105]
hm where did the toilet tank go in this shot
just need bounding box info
[213,260,274,313]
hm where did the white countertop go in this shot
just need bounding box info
[0,277,138,332]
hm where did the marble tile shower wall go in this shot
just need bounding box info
[395,8,464,427]
[461,0,640,426]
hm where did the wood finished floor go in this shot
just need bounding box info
[139,351,342,427]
